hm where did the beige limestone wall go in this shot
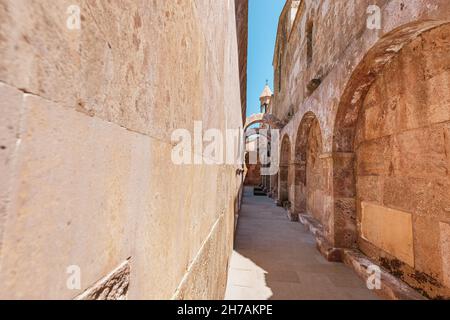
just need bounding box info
[235,0,248,124]
[272,0,450,299]
[0,0,245,299]
[355,25,450,299]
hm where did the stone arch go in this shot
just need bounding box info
[278,134,292,208]
[333,21,450,298]
[244,113,285,132]
[334,20,450,153]
[293,112,326,222]
[245,128,271,142]
[244,114,265,132]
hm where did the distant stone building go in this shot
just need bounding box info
[244,84,273,187]
[266,0,450,299]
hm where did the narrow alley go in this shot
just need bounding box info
[225,187,379,300]
[1,0,449,302]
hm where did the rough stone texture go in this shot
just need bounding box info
[0,83,23,259]
[354,25,450,299]
[269,0,450,299]
[235,0,248,124]
[0,0,247,299]
[76,260,130,300]
[342,250,426,300]
[305,118,325,223]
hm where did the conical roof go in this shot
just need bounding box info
[259,84,273,99]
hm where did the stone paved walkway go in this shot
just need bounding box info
[225,187,379,300]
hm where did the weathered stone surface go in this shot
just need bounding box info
[271,1,450,299]
[356,137,391,177]
[332,153,355,198]
[353,22,450,298]
[0,83,23,258]
[391,125,448,180]
[235,0,248,124]
[0,94,151,299]
[413,216,443,280]
[0,0,247,300]
[361,202,414,267]
[356,176,383,204]
[76,260,130,300]
[342,249,427,301]
[334,197,357,248]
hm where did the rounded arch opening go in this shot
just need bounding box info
[293,112,327,227]
[278,134,292,208]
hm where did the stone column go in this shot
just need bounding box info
[331,152,357,249]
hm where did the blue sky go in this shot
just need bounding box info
[246,0,285,117]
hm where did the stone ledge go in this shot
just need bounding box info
[342,250,427,301]
[299,214,342,262]
[298,214,426,300]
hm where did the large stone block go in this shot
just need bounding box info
[356,137,391,176]
[361,202,414,267]
[356,176,383,204]
[332,153,356,198]
[363,88,398,141]
[0,0,82,106]
[384,176,450,220]
[334,197,357,248]
[413,216,444,281]
[391,125,447,180]
[0,94,151,299]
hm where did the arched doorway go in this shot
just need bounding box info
[278,135,292,211]
[333,22,450,299]
[244,113,285,196]
[294,112,327,229]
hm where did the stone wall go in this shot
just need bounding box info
[0,0,246,299]
[271,0,450,299]
[305,118,326,225]
[235,0,248,124]
[355,25,450,298]
[244,163,261,186]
